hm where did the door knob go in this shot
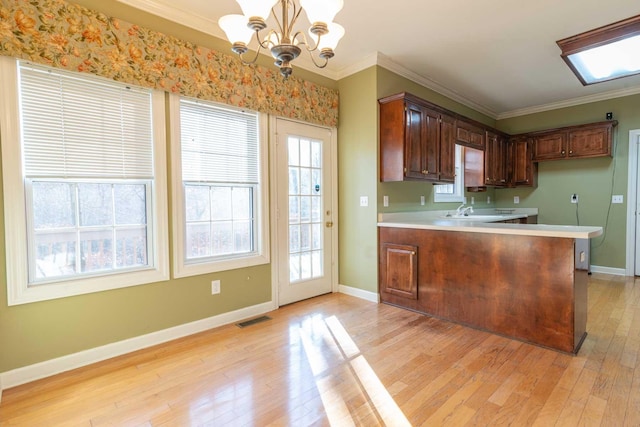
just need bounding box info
[325,221,333,228]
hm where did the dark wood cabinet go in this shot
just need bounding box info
[380,242,418,300]
[508,136,537,187]
[532,121,616,161]
[439,114,456,182]
[379,93,454,183]
[485,131,508,186]
[455,120,485,149]
[379,226,588,354]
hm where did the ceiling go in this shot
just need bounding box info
[119,0,640,119]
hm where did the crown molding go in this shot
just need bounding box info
[116,0,222,37]
[496,85,640,119]
[371,53,498,119]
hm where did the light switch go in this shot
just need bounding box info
[514,196,520,204]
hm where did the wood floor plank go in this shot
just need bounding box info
[1,275,640,426]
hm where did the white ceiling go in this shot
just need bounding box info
[118,0,640,119]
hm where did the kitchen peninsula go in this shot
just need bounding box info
[378,211,603,354]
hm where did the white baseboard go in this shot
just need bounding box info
[590,265,627,276]
[338,284,379,303]
[0,300,276,391]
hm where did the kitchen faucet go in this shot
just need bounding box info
[456,203,474,216]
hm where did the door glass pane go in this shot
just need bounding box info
[287,135,324,282]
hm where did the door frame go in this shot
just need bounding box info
[626,129,640,276]
[269,116,339,307]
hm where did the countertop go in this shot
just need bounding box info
[378,209,603,239]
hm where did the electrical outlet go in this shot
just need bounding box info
[612,195,624,204]
[211,280,220,295]
[420,195,425,206]
[514,196,520,204]
[471,197,475,205]
[487,196,491,204]
[383,195,389,207]
[571,194,578,204]
[359,196,368,207]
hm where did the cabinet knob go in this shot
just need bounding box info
[569,150,573,154]
[562,150,566,154]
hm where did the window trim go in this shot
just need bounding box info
[169,94,270,278]
[0,57,169,305]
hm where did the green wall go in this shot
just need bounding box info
[494,95,640,268]
[337,67,379,293]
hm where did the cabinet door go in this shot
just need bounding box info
[438,114,456,182]
[456,120,485,149]
[464,147,485,189]
[485,132,507,186]
[510,137,537,187]
[568,126,611,158]
[533,132,567,160]
[404,103,425,179]
[381,243,418,300]
[422,108,441,181]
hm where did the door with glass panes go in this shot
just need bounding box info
[275,119,334,305]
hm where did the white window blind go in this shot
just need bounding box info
[180,100,259,184]
[18,62,154,179]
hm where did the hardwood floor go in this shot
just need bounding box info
[0,273,638,426]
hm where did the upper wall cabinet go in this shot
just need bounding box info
[485,131,508,187]
[508,136,537,188]
[379,93,455,183]
[455,120,485,150]
[531,121,617,161]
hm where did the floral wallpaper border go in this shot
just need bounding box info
[0,0,339,127]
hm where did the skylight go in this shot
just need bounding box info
[557,14,640,85]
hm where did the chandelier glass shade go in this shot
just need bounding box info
[218,0,345,77]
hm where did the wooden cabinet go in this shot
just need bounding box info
[380,242,418,300]
[379,226,588,354]
[485,131,508,186]
[508,136,537,187]
[379,93,455,183]
[463,147,485,191]
[532,121,616,161]
[439,114,456,182]
[455,120,485,149]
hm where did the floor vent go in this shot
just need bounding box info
[236,315,272,328]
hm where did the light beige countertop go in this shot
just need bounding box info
[378,209,603,239]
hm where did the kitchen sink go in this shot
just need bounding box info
[439,214,511,221]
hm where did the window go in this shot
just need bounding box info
[434,145,464,202]
[557,14,640,85]
[0,58,168,305]
[170,95,269,277]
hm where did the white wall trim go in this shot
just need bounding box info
[627,130,640,276]
[590,265,627,276]
[373,53,498,119]
[0,300,276,390]
[338,284,379,303]
[497,87,640,120]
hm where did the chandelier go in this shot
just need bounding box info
[218,0,345,78]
